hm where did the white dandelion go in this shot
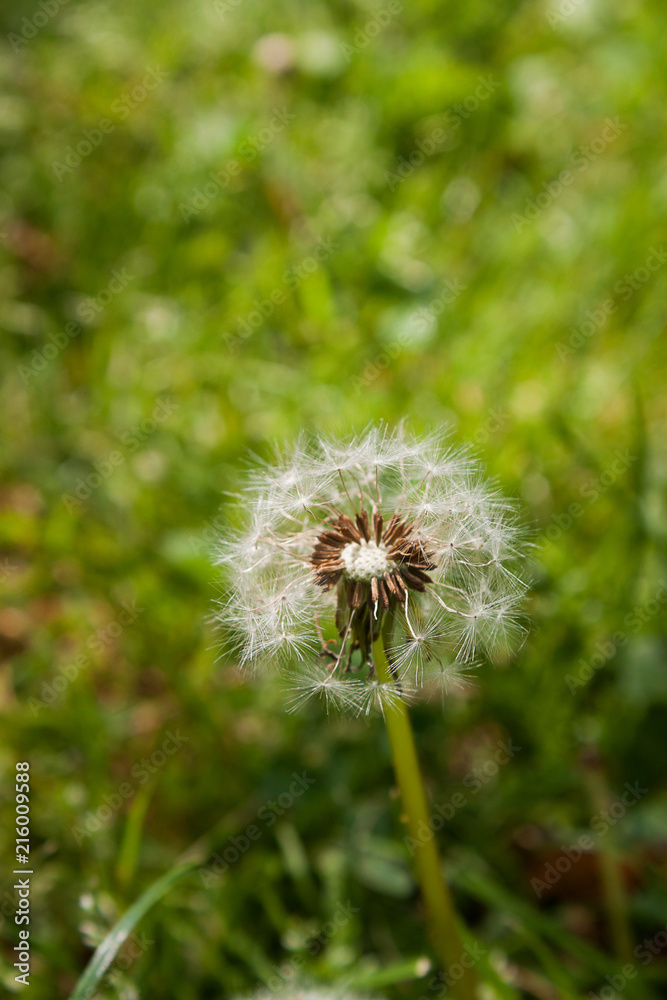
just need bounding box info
[214,425,528,713]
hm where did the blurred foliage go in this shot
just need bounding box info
[0,0,666,997]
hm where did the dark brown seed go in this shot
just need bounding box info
[403,544,430,564]
[402,564,433,584]
[316,561,344,573]
[391,544,432,567]
[391,538,416,555]
[411,544,436,567]
[373,510,383,544]
[352,581,364,608]
[312,545,343,560]
[405,556,436,572]
[388,547,408,562]
[377,578,391,608]
[399,567,426,592]
[336,515,361,542]
[392,572,407,600]
[355,510,370,541]
[383,572,400,598]
[382,514,405,544]
[318,531,348,546]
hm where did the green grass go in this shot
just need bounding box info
[1,0,666,997]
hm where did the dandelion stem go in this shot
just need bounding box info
[583,754,634,962]
[372,632,478,1000]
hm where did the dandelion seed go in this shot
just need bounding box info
[286,664,367,715]
[360,678,416,716]
[389,614,449,682]
[214,426,528,713]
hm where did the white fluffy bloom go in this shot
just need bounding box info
[215,426,528,714]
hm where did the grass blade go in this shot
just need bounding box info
[68,859,198,1000]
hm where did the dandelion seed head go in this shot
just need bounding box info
[214,425,528,713]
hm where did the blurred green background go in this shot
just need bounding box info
[1,0,666,997]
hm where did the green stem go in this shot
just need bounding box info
[584,763,634,963]
[373,633,478,1000]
